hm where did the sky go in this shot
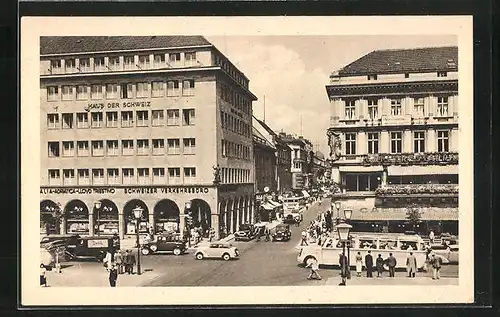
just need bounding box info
[206,35,457,156]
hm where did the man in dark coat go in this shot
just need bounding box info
[375,254,384,277]
[109,264,118,287]
[365,250,374,278]
[124,250,132,274]
[386,253,397,277]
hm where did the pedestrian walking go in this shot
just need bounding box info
[406,252,417,278]
[265,229,270,242]
[114,250,123,275]
[300,230,308,246]
[129,250,137,274]
[124,250,132,274]
[376,254,384,277]
[339,253,348,279]
[306,258,321,280]
[365,250,374,278]
[355,252,363,277]
[429,230,435,244]
[109,264,118,287]
[40,264,47,287]
[430,252,442,280]
[386,253,397,277]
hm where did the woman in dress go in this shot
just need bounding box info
[355,251,363,277]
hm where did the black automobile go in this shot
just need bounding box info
[40,234,81,249]
[234,223,257,241]
[283,213,301,225]
[65,235,118,262]
[271,224,292,242]
[141,234,187,256]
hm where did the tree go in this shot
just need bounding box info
[405,204,422,231]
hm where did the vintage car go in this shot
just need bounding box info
[40,234,81,248]
[194,242,240,261]
[271,224,291,242]
[283,212,301,224]
[65,235,119,262]
[234,223,257,241]
[141,234,187,256]
[429,243,459,264]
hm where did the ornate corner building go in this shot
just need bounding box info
[325,46,459,235]
[39,36,257,240]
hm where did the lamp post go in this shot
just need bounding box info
[94,201,102,236]
[184,201,192,247]
[344,208,353,279]
[133,206,144,275]
[337,222,352,286]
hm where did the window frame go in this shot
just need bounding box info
[345,133,356,155]
[390,131,403,154]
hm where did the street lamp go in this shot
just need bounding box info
[344,209,353,279]
[133,206,144,276]
[94,201,102,236]
[334,201,341,223]
[336,222,352,286]
[184,201,192,246]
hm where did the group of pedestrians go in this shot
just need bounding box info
[103,248,137,287]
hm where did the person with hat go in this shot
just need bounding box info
[430,252,442,280]
[108,263,118,287]
[406,251,417,278]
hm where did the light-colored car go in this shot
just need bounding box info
[194,242,240,261]
[429,244,459,264]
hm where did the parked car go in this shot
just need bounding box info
[429,243,459,264]
[234,223,257,241]
[283,212,301,224]
[40,234,81,249]
[194,242,240,261]
[65,235,118,262]
[141,234,187,256]
[271,224,291,242]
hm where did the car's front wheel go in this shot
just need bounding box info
[222,253,231,261]
[195,253,204,260]
[141,248,150,256]
[173,248,181,256]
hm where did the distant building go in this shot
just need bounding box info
[311,150,327,185]
[280,134,314,192]
[252,125,276,194]
[326,46,458,235]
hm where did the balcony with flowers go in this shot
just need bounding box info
[375,184,459,197]
[363,152,458,167]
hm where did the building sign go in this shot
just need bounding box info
[40,186,211,195]
[86,101,151,111]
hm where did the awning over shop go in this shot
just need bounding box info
[301,190,310,198]
[268,200,282,208]
[261,203,275,211]
[349,207,458,221]
[388,165,458,176]
[339,166,384,173]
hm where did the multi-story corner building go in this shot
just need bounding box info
[39,36,257,240]
[252,123,277,194]
[326,46,459,235]
[280,134,314,192]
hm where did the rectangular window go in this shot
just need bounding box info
[50,60,62,73]
[184,167,196,184]
[153,54,165,67]
[106,140,119,156]
[153,168,165,184]
[124,56,135,70]
[108,57,120,70]
[106,84,118,99]
[121,111,133,127]
[77,169,90,185]
[166,109,180,125]
[367,133,379,154]
[107,168,120,185]
[76,85,88,100]
[63,169,75,186]
[90,85,103,99]
[65,59,76,73]
[152,110,164,126]
[137,168,150,185]
[437,131,449,152]
[184,52,197,66]
[167,80,179,96]
[138,55,150,69]
[76,112,89,128]
[183,138,196,155]
[414,98,425,116]
[437,71,448,77]
[62,141,74,157]
[48,142,59,157]
[122,168,135,185]
[221,140,226,157]
[79,58,91,72]
[120,83,134,99]
[182,109,195,125]
[94,57,105,71]
[367,99,378,119]
[168,167,181,184]
[137,139,149,156]
[47,86,58,101]
[182,80,195,96]
[152,139,165,155]
[345,100,356,119]
[48,169,60,185]
[345,133,356,155]
[106,111,118,128]
[47,114,59,129]
[92,168,105,185]
[76,141,89,157]
[391,99,402,116]
[136,82,149,98]
[91,112,103,128]
[91,140,104,156]
[136,110,149,127]
[122,140,134,156]
[167,138,181,155]
[168,53,181,64]
[414,131,425,153]
[390,132,403,153]
[437,97,449,117]
[151,81,165,97]
[61,86,73,100]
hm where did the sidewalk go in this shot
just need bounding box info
[321,276,458,286]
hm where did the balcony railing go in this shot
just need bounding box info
[375,184,459,196]
[363,152,458,166]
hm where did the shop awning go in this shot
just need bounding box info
[339,166,384,173]
[268,200,282,208]
[261,203,275,210]
[302,190,310,198]
[349,207,458,221]
[388,165,458,176]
